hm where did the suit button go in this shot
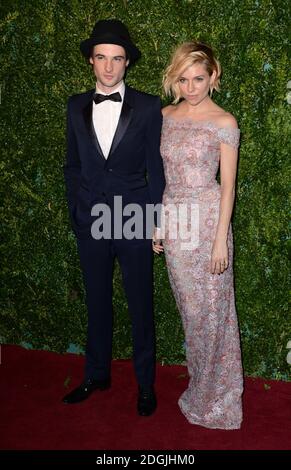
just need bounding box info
[108,168,113,172]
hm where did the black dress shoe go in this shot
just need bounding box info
[62,378,111,404]
[137,386,157,416]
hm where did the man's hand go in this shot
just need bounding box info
[152,227,164,255]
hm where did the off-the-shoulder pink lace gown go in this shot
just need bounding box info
[160,116,244,430]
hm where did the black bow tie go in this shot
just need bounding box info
[93,92,122,104]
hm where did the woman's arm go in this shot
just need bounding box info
[211,114,239,274]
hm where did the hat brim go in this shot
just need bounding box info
[80,32,141,64]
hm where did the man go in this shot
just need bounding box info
[62,19,165,416]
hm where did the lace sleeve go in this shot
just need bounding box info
[218,127,240,149]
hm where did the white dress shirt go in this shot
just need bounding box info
[92,81,125,159]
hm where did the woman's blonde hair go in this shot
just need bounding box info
[163,41,221,104]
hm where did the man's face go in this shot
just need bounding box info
[89,44,129,93]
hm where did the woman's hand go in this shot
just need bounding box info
[152,227,164,255]
[211,238,228,274]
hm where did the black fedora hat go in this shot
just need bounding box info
[80,19,141,65]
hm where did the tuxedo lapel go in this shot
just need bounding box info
[82,91,106,162]
[108,86,134,158]
[82,86,135,163]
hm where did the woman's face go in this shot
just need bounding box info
[178,62,215,106]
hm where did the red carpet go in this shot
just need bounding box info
[0,345,290,450]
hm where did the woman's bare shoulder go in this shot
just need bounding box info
[162,105,176,117]
[215,111,238,129]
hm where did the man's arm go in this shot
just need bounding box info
[145,96,166,227]
[63,98,81,216]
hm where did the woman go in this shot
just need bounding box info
[155,41,244,429]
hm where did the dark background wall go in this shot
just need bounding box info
[1,0,290,380]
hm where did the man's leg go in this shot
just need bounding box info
[77,237,115,381]
[115,239,155,389]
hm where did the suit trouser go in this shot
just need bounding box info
[76,236,155,389]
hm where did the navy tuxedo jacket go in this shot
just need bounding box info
[64,85,165,239]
